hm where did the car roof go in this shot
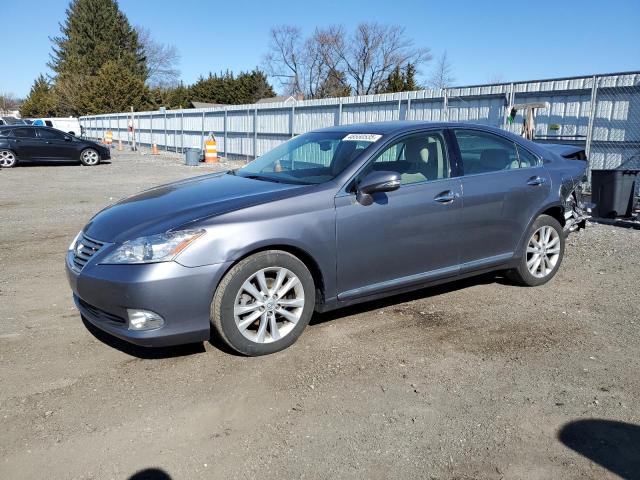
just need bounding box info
[316,120,517,136]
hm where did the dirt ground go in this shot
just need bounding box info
[1,150,639,480]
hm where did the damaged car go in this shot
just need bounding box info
[66,122,591,356]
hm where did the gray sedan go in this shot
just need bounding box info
[66,122,590,355]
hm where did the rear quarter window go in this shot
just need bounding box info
[516,145,540,167]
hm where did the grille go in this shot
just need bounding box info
[72,233,104,272]
[77,297,126,325]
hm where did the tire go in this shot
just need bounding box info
[211,250,316,356]
[507,214,565,287]
[80,148,100,166]
[0,149,17,168]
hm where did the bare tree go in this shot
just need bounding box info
[0,92,21,114]
[264,23,430,98]
[427,51,455,90]
[325,23,431,95]
[136,26,181,88]
[263,26,338,98]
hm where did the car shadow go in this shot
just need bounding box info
[310,272,500,326]
[81,316,206,359]
[128,468,172,480]
[558,419,640,480]
[18,160,112,167]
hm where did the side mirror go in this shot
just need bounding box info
[64,136,72,142]
[358,170,401,195]
[356,171,401,205]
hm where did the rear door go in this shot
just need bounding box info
[8,127,40,159]
[36,128,76,160]
[451,128,550,270]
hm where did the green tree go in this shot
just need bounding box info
[404,63,418,91]
[45,0,148,115]
[189,69,275,105]
[235,70,275,104]
[75,60,150,114]
[50,0,146,79]
[20,75,57,117]
[380,63,421,93]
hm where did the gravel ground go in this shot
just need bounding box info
[1,151,639,480]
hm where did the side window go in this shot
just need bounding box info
[0,129,12,137]
[367,131,450,185]
[45,120,53,127]
[516,144,540,168]
[454,129,520,175]
[12,128,36,138]
[38,129,66,140]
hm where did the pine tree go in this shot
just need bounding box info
[49,0,146,79]
[380,63,421,93]
[382,66,405,93]
[20,75,57,118]
[404,63,418,91]
[76,60,150,114]
[45,0,148,115]
[189,69,275,105]
[236,70,276,104]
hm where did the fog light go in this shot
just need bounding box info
[127,309,165,331]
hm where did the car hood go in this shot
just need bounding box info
[83,172,306,243]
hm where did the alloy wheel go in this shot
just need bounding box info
[82,149,100,165]
[233,267,305,343]
[0,150,16,167]
[526,225,561,278]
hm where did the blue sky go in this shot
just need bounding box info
[2,0,639,97]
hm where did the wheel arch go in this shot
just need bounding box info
[515,201,565,258]
[225,244,326,308]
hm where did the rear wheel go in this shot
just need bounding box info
[0,149,17,168]
[211,250,315,356]
[507,214,564,286]
[80,148,100,166]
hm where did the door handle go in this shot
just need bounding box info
[434,190,459,204]
[527,176,546,186]
[46,141,53,144]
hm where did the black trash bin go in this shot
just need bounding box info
[591,166,639,218]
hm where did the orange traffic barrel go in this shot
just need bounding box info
[204,138,218,163]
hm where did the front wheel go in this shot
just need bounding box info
[507,214,565,286]
[80,148,100,166]
[211,250,316,356]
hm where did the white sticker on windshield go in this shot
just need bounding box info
[343,133,382,142]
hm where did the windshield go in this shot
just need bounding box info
[235,131,380,184]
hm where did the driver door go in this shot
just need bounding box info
[335,130,463,301]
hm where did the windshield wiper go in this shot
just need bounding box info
[241,174,284,183]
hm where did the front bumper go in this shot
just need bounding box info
[66,252,231,347]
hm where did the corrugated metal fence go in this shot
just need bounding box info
[80,71,640,171]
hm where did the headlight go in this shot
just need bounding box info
[101,229,205,264]
[68,231,82,251]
